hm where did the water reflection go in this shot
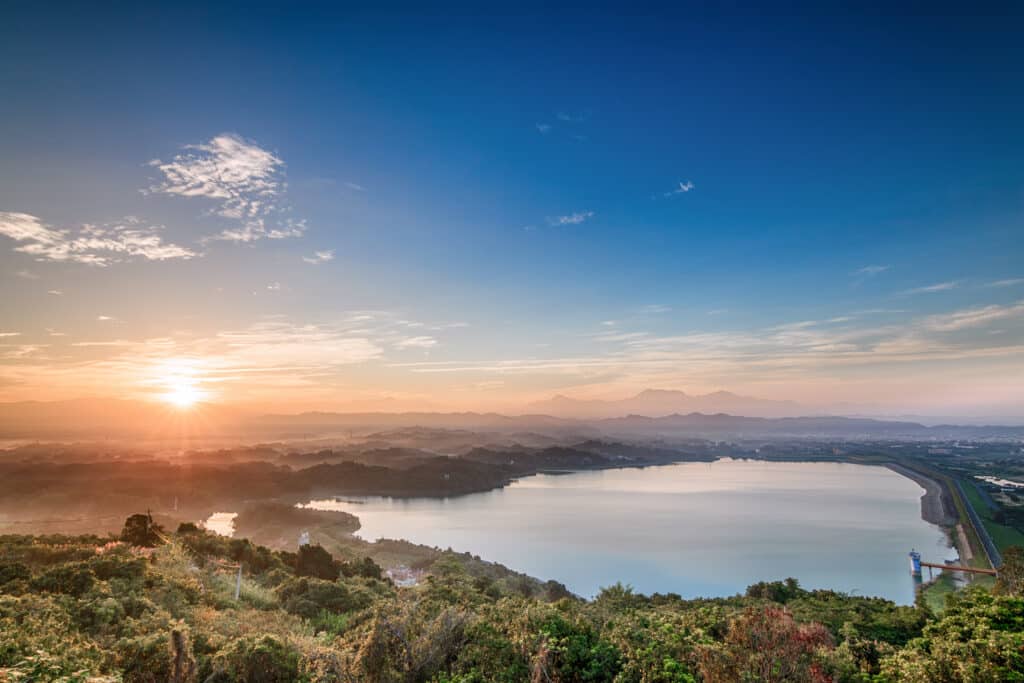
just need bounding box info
[203,511,237,537]
[304,460,956,603]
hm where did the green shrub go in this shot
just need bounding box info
[294,545,338,581]
[206,634,300,683]
[0,562,31,587]
[30,562,96,597]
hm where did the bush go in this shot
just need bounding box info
[89,554,147,583]
[275,576,378,619]
[294,544,338,581]
[0,594,106,674]
[0,562,31,585]
[698,606,833,683]
[536,613,622,682]
[117,630,172,683]
[30,562,96,597]
[206,634,300,683]
[339,556,383,581]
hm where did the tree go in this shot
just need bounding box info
[881,588,1024,681]
[745,578,803,604]
[120,512,164,547]
[295,544,339,581]
[996,545,1024,596]
[169,628,197,683]
[340,556,384,580]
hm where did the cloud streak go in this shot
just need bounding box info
[854,265,890,276]
[303,249,335,265]
[902,280,960,295]
[548,211,594,226]
[663,181,694,197]
[394,335,438,349]
[985,278,1023,288]
[0,212,195,266]
[387,300,1024,398]
[922,301,1024,332]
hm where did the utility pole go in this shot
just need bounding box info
[234,563,242,601]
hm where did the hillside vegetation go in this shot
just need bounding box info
[2,516,1023,682]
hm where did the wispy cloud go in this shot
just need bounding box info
[923,301,1024,332]
[663,180,694,197]
[394,335,438,350]
[344,181,366,192]
[0,332,21,338]
[902,280,960,295]
[593,331,650,343]
[390,299,1024,388]
[639,304,672,314]
[556,110,590,123]
[148,133,303,243]
[854,264,890,276]
[535,123,552,134]
[302,249,335,265]
[47,290,62,296]
[985,278,1024,288]
[0,212,195,266]
[548,211,594,226]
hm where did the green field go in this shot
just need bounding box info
[960,479,1024,552]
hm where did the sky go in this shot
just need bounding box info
[1,3,1022,418]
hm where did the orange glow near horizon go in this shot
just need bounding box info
[154,359,209,409]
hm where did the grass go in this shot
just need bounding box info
[209,572,279,610]
[920,567,996,614]
[920,573,956,613]
[959,479,1024,552]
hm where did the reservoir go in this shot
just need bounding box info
[303,460,956,604]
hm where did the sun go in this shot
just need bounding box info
[154,360,209,409]
[163,378,203,408]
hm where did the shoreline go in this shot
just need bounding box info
[883,462,958,527]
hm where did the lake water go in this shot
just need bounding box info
[302,460,954,604]
[203,511,237,536]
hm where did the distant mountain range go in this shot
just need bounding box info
[1,397,1022,442]
[593,412,1024,440]
[527,389,805,418]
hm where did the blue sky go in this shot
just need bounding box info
[1,3,1022,416]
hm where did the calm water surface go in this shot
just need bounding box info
[304,460,955,604]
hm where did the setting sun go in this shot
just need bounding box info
[162,378,202,408]
[154,360,208,409]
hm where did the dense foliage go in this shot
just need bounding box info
[1,520,1022,682]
